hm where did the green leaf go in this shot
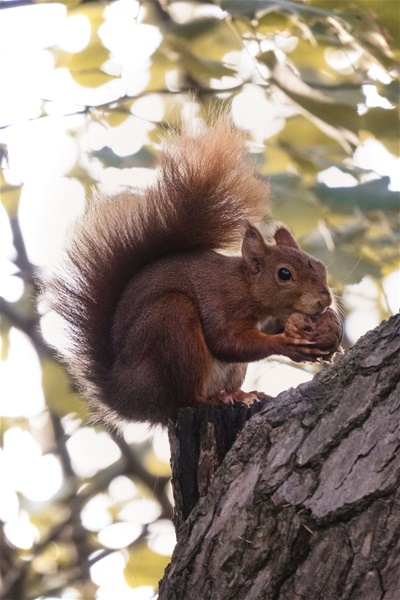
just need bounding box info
[0,174,21,218]
[1,319,11,362]
[56,42,109,72]
[221,0,335,18]
[278,114,344,149]
[143,446,171,477]
[55,40,114,87]
[362,108,400,155]
[104,111,131,128]
[92,146,155,169]
[378,80,400,105]
[124,545,170,588]
[259,51,360,151]
[167,18,242,60]
[256,9,291,32]
[164,36,238,84]
[67,2,106,32]
[308,0,399,47]
[145,46,171,91]
[307,0,399,70]
[42,360,89,420]
[71,70,116,88]
[54,3,112,88]
[57,40,114,88]
[362,0,400,49]
[313,177,400,213]
[268,174,326,235]
[291,42,365,104]
[311,244,382,287]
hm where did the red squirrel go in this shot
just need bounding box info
[41,116,332,427]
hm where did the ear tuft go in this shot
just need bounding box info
[274,226,300,249]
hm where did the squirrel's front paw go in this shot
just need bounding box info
[274,333,332,363]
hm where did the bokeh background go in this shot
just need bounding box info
[1,1,399,598]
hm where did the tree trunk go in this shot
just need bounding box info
[159,314,400,599]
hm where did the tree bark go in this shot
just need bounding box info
[160,314,400,599]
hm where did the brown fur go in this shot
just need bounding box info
[40,117,332,428]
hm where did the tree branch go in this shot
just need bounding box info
[160,315,400,599]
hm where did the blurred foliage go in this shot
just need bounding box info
[0,0,399,598]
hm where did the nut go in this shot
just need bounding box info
[284,308,343,356]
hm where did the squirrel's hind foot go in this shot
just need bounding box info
[210,388,267,407]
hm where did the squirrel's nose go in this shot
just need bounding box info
[317,289,332,313]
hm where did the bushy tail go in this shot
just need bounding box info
[40,116,268,409]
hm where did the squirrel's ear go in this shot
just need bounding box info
[241,223,268,274]
[274,226,300,249]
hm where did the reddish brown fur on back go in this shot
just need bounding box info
[40,117,268,420]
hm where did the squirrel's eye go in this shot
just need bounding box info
[278,267,292,281]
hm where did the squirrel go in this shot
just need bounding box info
[41,116,333,428]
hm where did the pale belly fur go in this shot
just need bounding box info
[204,359,247,398]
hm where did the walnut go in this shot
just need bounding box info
[284,308,343,357]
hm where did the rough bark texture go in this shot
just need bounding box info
[168,397,271,531]
[160,314,400,599]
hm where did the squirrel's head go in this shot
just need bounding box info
[241,222,332,321]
